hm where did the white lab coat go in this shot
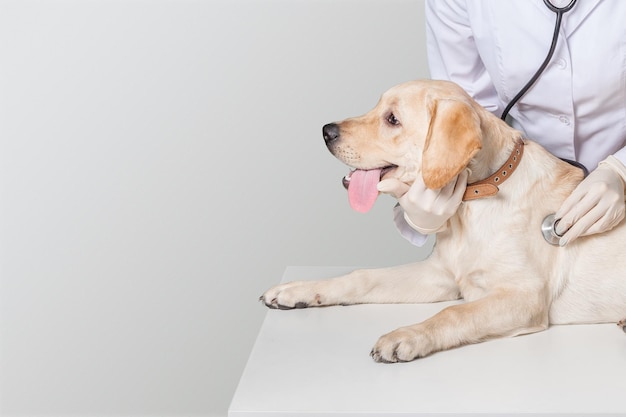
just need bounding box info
[396,0,626,246]
[426,0,626,170]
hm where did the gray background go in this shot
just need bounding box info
[0,1,432,416]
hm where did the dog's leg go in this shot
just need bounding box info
[370,288,549,362]
[618,319,626,333]
[260,261,459,309]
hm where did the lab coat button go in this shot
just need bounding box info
[556,58,567,69]
[559,115,570,125]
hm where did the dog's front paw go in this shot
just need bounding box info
[259,281,326,310]
[370,326,433,363]
[618,319,626,333]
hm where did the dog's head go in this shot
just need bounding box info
[323,80,483,212]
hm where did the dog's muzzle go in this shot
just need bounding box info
[342,172,351,189]
[341,166,397,190]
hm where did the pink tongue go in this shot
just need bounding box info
[348,168,382,213]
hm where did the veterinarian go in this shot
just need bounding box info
[379,0,626,247]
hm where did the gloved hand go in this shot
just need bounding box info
[377,169,468,234]
[555,155,626,246]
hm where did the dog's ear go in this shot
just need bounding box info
[422,98,482,189]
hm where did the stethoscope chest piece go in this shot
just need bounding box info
[541,213,563,246]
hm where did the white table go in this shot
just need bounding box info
[229,266,626,416]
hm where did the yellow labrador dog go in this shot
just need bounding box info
[260,80,626,363]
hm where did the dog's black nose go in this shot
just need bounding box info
[323,123,340,144]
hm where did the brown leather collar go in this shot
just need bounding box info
[463,138,524,201]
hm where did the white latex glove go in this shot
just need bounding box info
[555,156,626,246]
[377,170,468,234]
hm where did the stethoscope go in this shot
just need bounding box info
[500,0,578,121]
[498,0,580,245]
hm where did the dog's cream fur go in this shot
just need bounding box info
[261,80,626,363]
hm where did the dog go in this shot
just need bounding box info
[260,80,626,363]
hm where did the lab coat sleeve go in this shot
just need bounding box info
[612,147,626,170]
[395,1,491,247]
[393,203,429,247]
[398,0,494,247]
[424,0,502,115]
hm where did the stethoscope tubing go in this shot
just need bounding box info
[500,0,578,121]
[543,0,577,14]
[500,0,584,245]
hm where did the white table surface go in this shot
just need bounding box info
[229,266,626,416]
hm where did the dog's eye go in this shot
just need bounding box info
[386,113,400,126]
